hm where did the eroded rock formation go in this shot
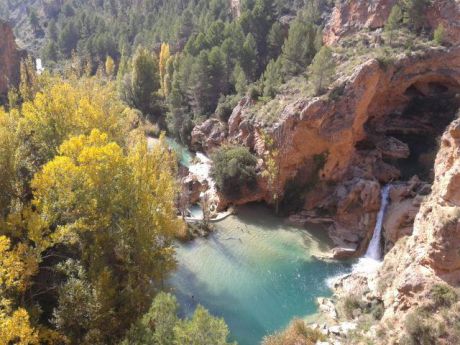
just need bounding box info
[221,46,460,254]
[324,0,460,46]
[332,116,460,343]
[0,21,23,103]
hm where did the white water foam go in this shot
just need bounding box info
[353,184,392,273]
[327,184,392,287]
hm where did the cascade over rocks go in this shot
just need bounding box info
[332,117,460,342]
[0,20,24,103]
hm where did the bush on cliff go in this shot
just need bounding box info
[431,284,458,308]
[262,319,325,345]
[211,145,258,199]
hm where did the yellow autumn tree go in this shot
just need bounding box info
[0,108,19,215]
[0,236,40,345]
[18,76,134,180]
[31,130,182,343]
[159,43,171,97]
[105,55,115,77]
[0,302,39,345]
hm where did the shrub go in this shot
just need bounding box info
[247,85,261,101]
[431,284,458,308]
[404,308,442,345]
[262,319,325,345]
[338,294,363,319]
[211,145,258,199]
[328,83,346,101]
[216,95,239,122]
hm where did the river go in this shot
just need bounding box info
[168,204,352,345]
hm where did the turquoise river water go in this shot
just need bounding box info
[168,204,352,345]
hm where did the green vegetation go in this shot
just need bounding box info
[403,308,443,345]
[211,145,258,199]
[401,0,432,32]
[0,62,228,344]
[385,4,403,45]
[433,24,445,45]
[122,292,235,345]
[262,319,325,345]
[431,284,458,308]
[309,46,335,95]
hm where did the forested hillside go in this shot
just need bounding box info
[1,0,331,145]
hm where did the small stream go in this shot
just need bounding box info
[168,204,352,345]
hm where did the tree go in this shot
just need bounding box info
[31,131,181,343]
[29,10,40,33]
[240,33,258,81]
[261,58,282,98]
[58,22,79,57]
[211,145,258,199]
[105,55,115,77]
[433,24,445,45]
[401,0,431,32]
[261,130,282,214]
[159,43,171,97]
[130,47,161,116]
[0,109,18,216]
[281,16,317,76]
[267,22,285,60]
[385,5,403,45]
[233,64,248,95]
[42,41,58,62]
[121,293,234,345]
[309,46,335,95]
[174,306,234,345]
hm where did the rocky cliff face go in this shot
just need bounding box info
[324,0,460,46]
[190,0,460,257]
[0,21,23,103]
[219,47,460,255]
[329,116,460,343]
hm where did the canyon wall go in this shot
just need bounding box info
[324,0,460,46]
[215,47,460,255]
[0,20,23,103]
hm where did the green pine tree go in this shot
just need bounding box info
[309,46,335,95]
[385,4,403,45]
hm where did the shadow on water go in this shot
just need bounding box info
[168,203,352,345]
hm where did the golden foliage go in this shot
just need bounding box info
[0,300,39,345]
[159,43,171,97]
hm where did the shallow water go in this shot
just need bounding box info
[166,137,193,167]
[168,204,352,345]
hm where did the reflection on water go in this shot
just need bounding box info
[168,204,352,345]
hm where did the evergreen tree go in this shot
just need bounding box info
[47,19,58,41]
[42,41,58,63]
[309,46,335,95]
[188,51,213,117]
[233,64,248,95]
[385,4,403,45]
[262,58,282,98]
[433,24,445,45]
[240,33,258,81]
[59,22,80,57]
[130,47,161,116]
[281,16,317,76]
[267,22,285,60]
[401,0,431,32]
[29,10,40,33]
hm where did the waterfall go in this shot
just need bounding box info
[326,184,392,285]
[365,184,392,261]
